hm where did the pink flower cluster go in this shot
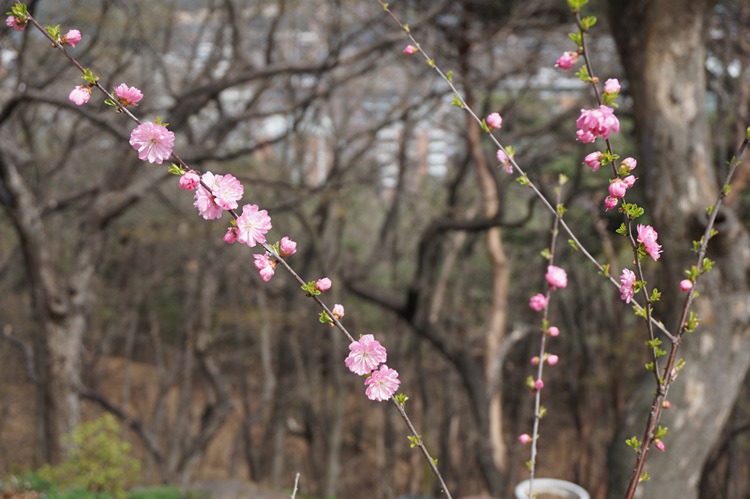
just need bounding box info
[605,175,636,210]
[637,224,662,261]
[192,172,243,219]
[129,121,175,164]
[545,265,568,290]
[619,268,636,303]
[576,105,620,143]
[114,83,143,107]
[345,334,400,401]
[5,15,26,31]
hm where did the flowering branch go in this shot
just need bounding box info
[519,175,568,497]
[11,5,453,497]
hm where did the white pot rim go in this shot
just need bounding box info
[514,478,591,499]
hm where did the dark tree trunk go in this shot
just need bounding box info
[607,1,750,497]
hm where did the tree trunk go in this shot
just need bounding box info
[607,1,750,497]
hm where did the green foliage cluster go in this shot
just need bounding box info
[35,414,141,498]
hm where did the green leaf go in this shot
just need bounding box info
[451,95,464,109]
[301,282,320,296]
[746,126,750,140]
[600,263,609,276]
[45,24,61,41]
[575,65,590,82]
[10,4,28,18]
[426,59,435,68]
[650,288,661,303]
[402,24,410,33]
[645,362,654,372]
[639,472,651,483]
[540,248,551,260]
[395,394,409,405]
[723,185,732,196]
[407,435,421,448]
[480,119,490,133]
[625,436,640,450]
[568,32,582,46]
[516,174,530,187]
[615,223,627,235]
[556,203,567,217]
[568,239,579,251]
[538,406,547,419]
[580,16,597,30]
[702,258,714,272]
[167,163,184,175]
[81,68,97,85]
[318,311,332,324]
[655,425,668,439]
[446,70,453,82]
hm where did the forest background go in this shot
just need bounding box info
[0,0,749,498]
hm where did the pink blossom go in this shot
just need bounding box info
[576,105,620,143]
[555,51,578,70]
[608,178,628,198]
[621,157,637,171]
[534,379,544,390]
[622,175,636,188]
[235,204,272,247]
[194,172,245,219]
[403,45,417,55]
[179,170,200,191]
[223,227,238,244]
[530,356,540,366]
[114,83,143,107]
[529,293,548,312]
[518,434,532,445]
[345,334,387,375]
[548,326,560,337]
[619,268,636,303]
[129,122,175,164]
[332,304,345,320]
[546,354,559,366]
[604,196,618,211]
[545,265,568,289]
[583,152,603,172]
[365,364,400,402]
[637,224,662,261]
[5,15,25,31]
[61,29,81,47]
[603,78,621,94]
[279,236,297,257]
[253,253,276,282]
[654,439,666,452]
[486,113,503,130]
[496,148,513,174]
[680,279,693,291]
[315,277,332,292]
[68,85,91,106]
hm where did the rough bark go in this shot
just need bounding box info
[607,1,750,497]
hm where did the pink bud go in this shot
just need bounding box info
[608,178,628,198]
[223,227,238,244]
[486,113,503,130]
[603,78,621,94]
[545,265,567,289]
[534,379,544,390]
[679,279,693,291]
[621,157,637,171]
[496,149,512,174]
[548,326,560,337]
[332,304,345,320]
[279,236,297,257]
[529,293,548,312]
[662,400,671,409]
[68,85,91,106]
[518,433,532,445]
[546,354,559,366]
[179,170,200,190]
[315,278,332,292]
[604,196,618,211]
[530,356,540,366]
[583,151,603,172]
[62,29,82,47]
[654,439,666,452]
[403,45,417,55]
[555,51,578,70]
